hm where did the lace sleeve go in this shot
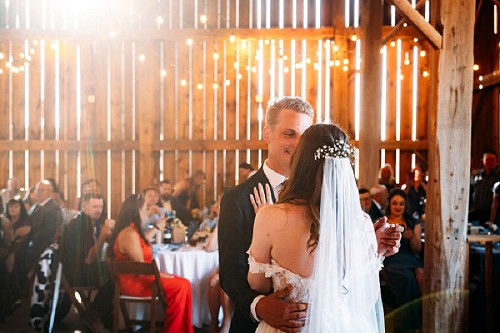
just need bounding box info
[247,250,279,278]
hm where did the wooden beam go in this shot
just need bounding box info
[382,0,426,45]
[0,139,426,152]
[474,70,500,90]
[424,0,475,331]
[0,26,423,42]
[359,0,383,189]
[388,0,443,49]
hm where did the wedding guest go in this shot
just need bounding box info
[359,188,383,222]
[59,193,115,326]
[238,163,254,184]
[173,170,205,211]
[26,180,63,273]
[469,150,500,225]
[109,194,193,333]
[0,177,26,210]
[403,165,427,221]
[491,181,500,228]
[378,163,397,191]
[5,198,32,302]
[159,179,192,224]
[384,189,424,306]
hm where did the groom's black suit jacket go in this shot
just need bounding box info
[219,167,276,333]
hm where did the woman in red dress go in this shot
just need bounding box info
[109,194,193,333]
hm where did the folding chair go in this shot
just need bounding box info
[109,260,166,333]
[49,262,103,333]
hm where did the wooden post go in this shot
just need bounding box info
[358,0,382,189]
[424,0,475,331]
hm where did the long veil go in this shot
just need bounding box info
[304,157,385,333]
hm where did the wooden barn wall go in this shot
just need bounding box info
[0,0,430,218]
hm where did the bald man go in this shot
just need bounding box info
[27,180,63,270]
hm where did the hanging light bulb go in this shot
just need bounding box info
[473,64,479,71]
[342,65,348,72]
[180,79,187,86]
[197,83,203,90]
[161,69,167,77]
[138,54,145,62]
[213,52,219,60]
[404,52,410,66]
[420,50,426,57]
[351,34,357,41]
[200,15,207,23]
[213,83,219,89]
[186,38,193,46]
[229,34,236,43]
[422,71,429,77]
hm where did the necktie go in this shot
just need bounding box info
[275,180,287,199]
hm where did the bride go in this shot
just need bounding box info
[248,123,385,333]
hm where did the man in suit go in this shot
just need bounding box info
[27,180,63,271]
[219,96,404,333]
[159,179,193,224]
[359,188,383,222]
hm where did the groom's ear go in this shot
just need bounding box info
[263,125,271,143]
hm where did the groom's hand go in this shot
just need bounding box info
[255,287,307,333]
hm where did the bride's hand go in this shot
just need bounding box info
[374,217,404,257]
[250,183,274,214]
[255,287,307,333]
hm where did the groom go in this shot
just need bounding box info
[219,97,402,333]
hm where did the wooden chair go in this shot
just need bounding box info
[109,260,166,333]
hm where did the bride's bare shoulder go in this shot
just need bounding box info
[255,203,304,230]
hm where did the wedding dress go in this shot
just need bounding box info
[249,156,385,333]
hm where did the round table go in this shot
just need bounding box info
[155,244,221,328]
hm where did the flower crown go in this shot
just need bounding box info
[314,141,357,160]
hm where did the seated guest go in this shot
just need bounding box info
[173,170,205,212]
[199,198,220,233]
[109,194,193,333]
[73,179,107,221]
[378,163,397,191]
[0,177,26,210]
[27,180,63,273]
[59,193,115,324]
[359,188,383,222]
[46,177,68,208]
[403,165,427,221]
[238,163,254,184]
[5,198,32,302]
[370,184,389,215]
[159,179,192,224]
[470,150,500,225]
[23,186,36,213]
[205,225,233,333]
[142,186,169,242]
[383,189,424,307]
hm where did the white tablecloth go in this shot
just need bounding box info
[155,245,221,328]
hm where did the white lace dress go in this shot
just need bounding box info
[248,253,312,333]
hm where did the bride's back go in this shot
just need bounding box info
[257,203,314,278]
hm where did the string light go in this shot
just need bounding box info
[156,16,164,26]
[180,79,187,86]
[197,83,203,90]
[473,64,479,71]
[400,74,404,80]
[240,40,247,50]
[479,84,483,89]
[404,52,410,66]
[479,75,483,81]
[138,54,145,62]
[414,38,419,42]
[225,79,231,86]
[229,34,236,43]
[351,34,358,41]
[342,65,348,71]
[313,63,319,70]
[212,83,218,89]
[200,15,207,23]
[109,30,116,38]
[343,59,349,65]
[213,52,219,60]
[161,70,167,77]
[251,66,257,73]
[420,50,426,57]
[335,60,341,66]
[234,62,239,69]
[423,71,429,77]
[329,60,334,67]
[284,67,289,73]
[186,38,193,46]
[0,52,4,59]
[0,69,3,74]
[306,58,311,64]
[390,41,396,47]
[333,45,339,52]
[237,74,243,80]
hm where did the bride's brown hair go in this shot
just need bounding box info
[278,123,350,252]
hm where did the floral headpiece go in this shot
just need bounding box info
[313,141,357,161]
